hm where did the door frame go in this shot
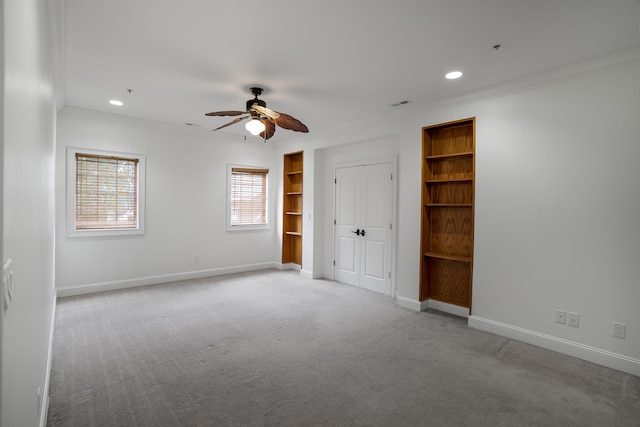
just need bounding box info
[331,157,398,297]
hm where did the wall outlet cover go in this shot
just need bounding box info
[568,312,580,327]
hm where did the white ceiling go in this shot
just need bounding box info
[60,0,640,142]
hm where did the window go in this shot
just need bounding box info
[67,148,145,237]
[228,165,269,230]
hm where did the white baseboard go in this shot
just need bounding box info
[301,269,326,279]
[396,296,425,312]
[426,300,470,318]
[469,315,640,378]
[275,262,302,272]
[56,262,278,297]
[41,294,56,427]
[396,297,470,318]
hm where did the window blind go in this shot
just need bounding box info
[230,167,268,226]
[75,153,139,230]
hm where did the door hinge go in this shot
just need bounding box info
[389,223,392,230]
[333,260,335,266]
[335,178,337,184]
[390,173,393,180]
[388,272,391,279]
[334,219,336,225]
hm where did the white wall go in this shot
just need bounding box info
[55,108,279,294]
[278,51,640,376]
[1,0,57,425]
[469,62,640,374]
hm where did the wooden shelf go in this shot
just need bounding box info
[424,252,472,263]
[285,231,302,236]
[426,151,473,160]
[426,178,473,184]
[286,191,302,196]
[287,170,303,175]
[425,203,472,207]
[285,211,302,215]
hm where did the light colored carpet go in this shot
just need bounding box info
[47,269,640,426]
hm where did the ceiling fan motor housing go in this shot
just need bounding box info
[246,97,266,112]
[247,86,266,113]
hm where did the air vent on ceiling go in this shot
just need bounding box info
[391,100,411,107]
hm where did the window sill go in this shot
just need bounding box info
[226,224,271,232]
[68,227,145,238]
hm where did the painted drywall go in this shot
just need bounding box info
[278,52,640,374]
[1,0,57,425]
[469,63,640,366]
[55,108,279,293]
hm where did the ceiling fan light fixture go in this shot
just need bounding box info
[245,118,265,135]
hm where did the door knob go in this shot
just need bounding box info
[351,229,361,236]
[360,229,366,236]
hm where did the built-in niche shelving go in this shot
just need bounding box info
[282,151,303,265]
[420,118,475,311]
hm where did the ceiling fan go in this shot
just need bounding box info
[205,87,309,140]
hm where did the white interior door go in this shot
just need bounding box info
[334,163,392,295]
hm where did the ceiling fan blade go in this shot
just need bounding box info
[205,110,246,117]
[274,113,309,133]
[213,115,249,131]
[260,118,276,140]
[250,104,280,120]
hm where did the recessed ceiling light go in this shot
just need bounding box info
[445,71,463,80]
[109,100,124,106]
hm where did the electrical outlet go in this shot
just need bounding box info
[555,310,566,324]
[568,312,580,327]
[612,322,626,339]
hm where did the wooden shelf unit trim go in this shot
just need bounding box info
[286,191,303,195]
[420,117,475,310]
[424,252,472,263]
[285,231,302,236]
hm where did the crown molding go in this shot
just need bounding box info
[308,49,640,142]
[429,48,640,111]
[344,48,640,132]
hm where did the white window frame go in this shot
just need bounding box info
[226,164,270,231]
[67,147,146,238]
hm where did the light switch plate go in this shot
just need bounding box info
[3,259,14,310]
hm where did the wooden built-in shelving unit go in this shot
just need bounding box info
[420,118,475,311]
[282,151,303,265]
